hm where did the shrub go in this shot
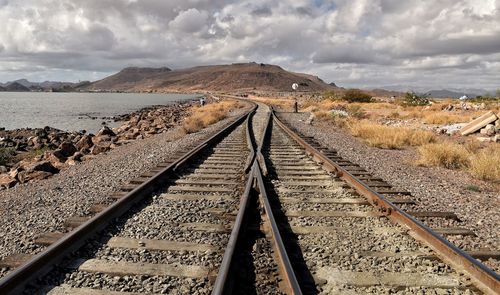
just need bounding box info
[403,92,430,106]
[417,142,470,169]
[346,105,367,119]
[469,144,500,182]
[0,147,16,166]
[323,90,342,101]
[349,121,436,149]
[343,89,373,103]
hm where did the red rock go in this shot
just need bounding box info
[90,142,111,155]
[75,135,94,150]
[25,160,59,174]
[0,174,17,188]
[17,171,52,183]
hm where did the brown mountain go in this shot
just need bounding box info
[85,63,335,92]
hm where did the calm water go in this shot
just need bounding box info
[0,92,200,133]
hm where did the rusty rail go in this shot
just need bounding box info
[0,104,256,295]
[272,110,500,295]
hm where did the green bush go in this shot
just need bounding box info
[323,90,341,100]
[403,92,430,106]
[0,147,15,166]
[342,89,373,103]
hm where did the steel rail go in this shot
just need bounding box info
[253,161,303,295]
[272,110,500,295]
[0,104,255,295]
[244,109,257,173]
[211,162,257,295]
[256,110,271,176]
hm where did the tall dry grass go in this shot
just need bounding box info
[469,144,500,182]
[349,121,436,149]
[182,100,242,134]
[417,142,470,169]
[417,142,500,182]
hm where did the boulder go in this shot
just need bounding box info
[0,174,16,188]
[44,150,67,169]
[0,166,7,173]
[495,119,500,131]
[8,168,21,179]
[25,160,59,174]
[92,135,112,145]
[480,124,495,136]
[96,126,116,137]
[59,141,77,157]
[17,171,52,183]
[90,142,111,155]
[75,135,94,150]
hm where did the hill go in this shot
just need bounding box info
[0,85,5,91]
[5,82,30,92]
[85,63,335,92]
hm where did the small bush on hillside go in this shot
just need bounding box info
[323,90,342,101]
[343,89,373,103]
[403,92,430,106]
[0,147,15,166]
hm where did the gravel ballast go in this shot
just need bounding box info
[278,112,499,257]
[0,104,251,271]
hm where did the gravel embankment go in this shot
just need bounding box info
[0,105,251,269]
[279,112,499,253]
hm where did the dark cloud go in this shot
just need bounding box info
[251,6,272,17]
[0,0,498,89]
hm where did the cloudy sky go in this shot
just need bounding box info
[0,0,499,90]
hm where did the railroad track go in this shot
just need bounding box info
[0,102,498,294]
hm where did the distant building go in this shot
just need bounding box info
[459,95,468,100]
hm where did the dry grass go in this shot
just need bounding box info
[469,144,500,182]
[423,113,470,124]
[417,142,470,169]
[349,121,436,149]
[182,100,242,134]
[248,96,294,110]
[417,142,500,182]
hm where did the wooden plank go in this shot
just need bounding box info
[161,193,233,201]
[173,179,239,186]
[79,259,210,278]
[432,228,476,236]
[315,268,461,288]
[178,222,230,233]
[168,185,235,193]
[286,210,382,218]
[34,232,65,246]
[409,211,459,220]
[290,226,397,235]
[47,285,147,295]
[0,253,34,269]
[107,237,216,252]
[280,197,368,204]
[64,216,90,228]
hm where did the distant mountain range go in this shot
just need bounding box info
[84,63,336,92]
[0,79,90,92]
[376,85,497,98]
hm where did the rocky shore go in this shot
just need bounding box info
[0,102,194,190]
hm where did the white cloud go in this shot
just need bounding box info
[0,0,498,90]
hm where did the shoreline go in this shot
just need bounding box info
[0,100,198,189]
